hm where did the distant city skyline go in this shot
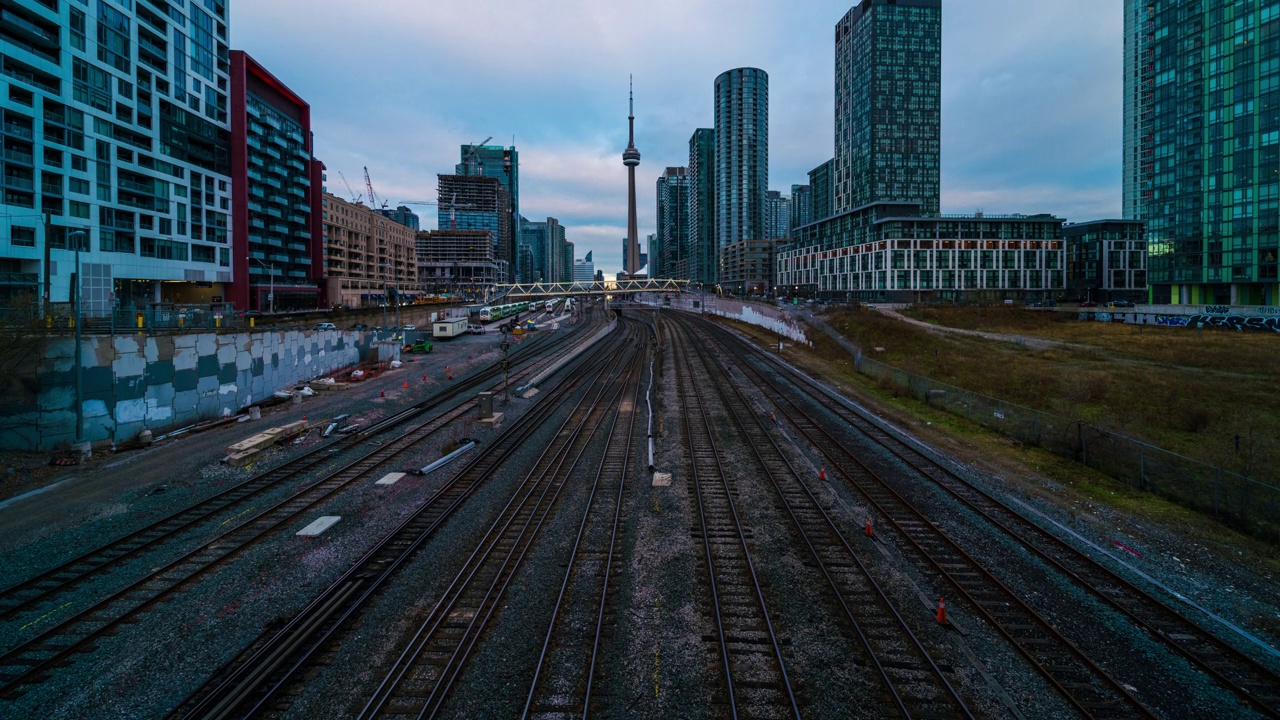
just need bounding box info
[232,1,1124,278]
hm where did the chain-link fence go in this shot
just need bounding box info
[812,317,1279,542]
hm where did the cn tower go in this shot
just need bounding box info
[622,75,641,276]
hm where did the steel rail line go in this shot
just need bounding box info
[675,316,973,719]
[0,314,590,626]
[703,317,1280,718]
[359,324,645,719]
[672,323,801,720]
[172,319,638,720]
[520,324,645,719]
[690,315,1155,719]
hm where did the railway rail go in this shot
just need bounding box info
[0,313,602,699]
[520,321,645,719]
[680,314,1158,718]
[360,324,645,719]
[170,318,642,719]
[671,320,802,719]
[669,316,974,719]
[697,315,1280,718]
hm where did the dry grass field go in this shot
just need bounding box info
[822,306,1280,485]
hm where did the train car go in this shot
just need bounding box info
[432,317,468,338]
[479,306,495,322]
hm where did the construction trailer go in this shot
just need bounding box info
[433,317,469,338]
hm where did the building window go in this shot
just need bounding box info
[10,226,35,247]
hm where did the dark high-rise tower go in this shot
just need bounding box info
[623,76,642,275]
[834,0,941,215]
[688,128,717,285]
[1124,1,1278,306]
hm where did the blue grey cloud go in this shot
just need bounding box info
[232,1,1123,276]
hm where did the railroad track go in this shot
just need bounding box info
[521,323,645,719]
[0,317,599,699]
[672,317,974,719]
[0,318,588,629]
[682,315,1156,719]
[360,325,645,719]
[170,318,642,720]
[699,316,1280,718]
[671,322,801,720]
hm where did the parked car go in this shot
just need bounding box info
[350,323,368,330]
[401,324,417,331]
[1112,299,1135,308]
[468,324,486,335]
[315,322,337,330]
[237,310,262,319]
[1079,301,1098,308]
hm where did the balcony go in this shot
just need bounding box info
[3,174,34,190]
[3,123,33,139]
[4,147,33,165]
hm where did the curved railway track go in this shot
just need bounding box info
[671,319,802,720]
[359,324,646,719]
[521,327,645,718]
[672,313,1155,719]
[696,314,1280,718]
[668,316,974,719]
[170,317,643,720]
[0,315,600,699]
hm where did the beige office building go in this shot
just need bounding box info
[322,193,418,307]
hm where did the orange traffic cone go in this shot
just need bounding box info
[423,375,427,382]
[819,466,827,481]
[468,355,472,360]
[769,412,776,423]
[446,366,450,374]
[936,598,947,625]
[448,375,454,381]
[380,390,385,397]
[403,381,408,389]
[864,518,874,538]
[302,416,307,424]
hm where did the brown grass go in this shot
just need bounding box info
[830,307,1280,484]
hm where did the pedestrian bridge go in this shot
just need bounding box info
[487,278,688,301]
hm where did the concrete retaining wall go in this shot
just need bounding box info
[4,329,377,452]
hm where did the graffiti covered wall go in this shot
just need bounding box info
[2,329,377,452]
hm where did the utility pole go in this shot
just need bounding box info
[68,230,87,446]
[501,325,510,404]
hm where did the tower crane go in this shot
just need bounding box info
[398,196,475,230]
[461,136,492,175]
[337,170,361,203]
[364,166,389,210]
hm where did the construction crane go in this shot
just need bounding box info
[337,171,361,203]
[364,166,388,210]
[398,196,475,230]
[461,136,492,175]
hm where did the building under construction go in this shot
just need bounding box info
[415,229,506,294]
[437,174,514,275]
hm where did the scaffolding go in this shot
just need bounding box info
[415,229,502,291]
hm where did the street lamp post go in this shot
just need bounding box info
[68,229,87,446]
[249,257,275,314]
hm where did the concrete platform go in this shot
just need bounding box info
[296,516,341,536]
[478,412,504,428]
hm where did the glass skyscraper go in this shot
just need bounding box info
[1124,1,1280,306]
[655,166,689,279]
[0,0,233,312]
[457,144,518,274]
[687,128,716,285]
[834,0,941,216]
[714,68,768,251]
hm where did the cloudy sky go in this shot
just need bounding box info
[233,0,1123,278]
